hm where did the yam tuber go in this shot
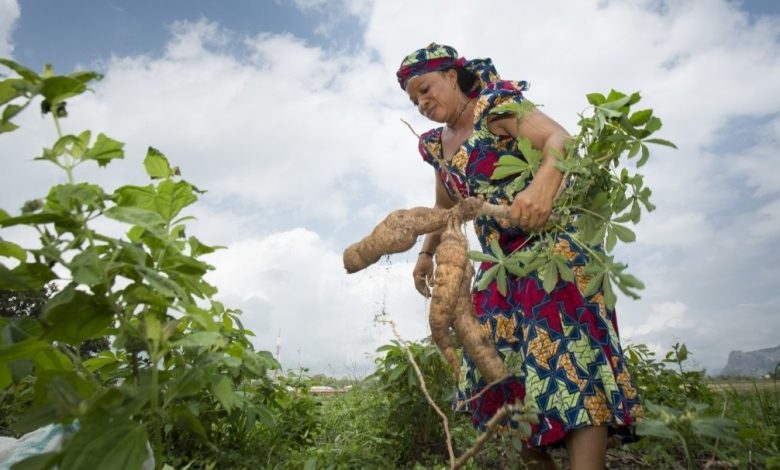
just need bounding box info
[343,197,507,383]
[429,219,469,383]
[342,197,486,274]
[450,260,507,383]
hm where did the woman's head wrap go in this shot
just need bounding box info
[396,43,501,98]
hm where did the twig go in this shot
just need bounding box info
[453,402,519,469]
[376,313,456,467]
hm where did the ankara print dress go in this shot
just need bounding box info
[417,80,643,448]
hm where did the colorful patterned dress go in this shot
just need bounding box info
[417,80,643,448]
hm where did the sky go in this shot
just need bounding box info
[1,0,778,377]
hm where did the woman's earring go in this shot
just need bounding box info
[451,81,456,89]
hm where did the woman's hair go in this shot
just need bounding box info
[444,66,479,96]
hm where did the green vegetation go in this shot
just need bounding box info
[1,58,776,469]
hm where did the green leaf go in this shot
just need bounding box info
[144,147,172,179]
[611,223,636,243]
[211,375,241,412]
[0,58,41,83]
[173,332,226,349]
[629,109,653,126]
[189,236,222,257]
[39,76,87,104]
[496,265,507,296]
[0,212,68,228]
[468,250,498,263]
[476,264,500,291]
[60,421,149,470]
[541,261,558,293]
[644,116,662,134]
[103,206,166,238]
[489,239,505,260]
[0,362,11,389]
[0,339,50,362]
[602,277,617,310]
[154,180,197,224]
[85,133,124,167]
[69,247,106,286]
[0,78,28,106]
[4,263,57,290]
[643,138,677,148]
[637,418,677,439]
[586,93,605,106]
[41,285,113,343]
[637,144,650,167]
[0,239,27,262]
[136,266,188,300]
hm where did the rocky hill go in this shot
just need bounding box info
[719,345,780,377]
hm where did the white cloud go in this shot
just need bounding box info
[0,0,19,58]
[204,228,430,375]
[2,0,780,375]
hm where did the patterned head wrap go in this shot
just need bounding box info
[396,43,501,98]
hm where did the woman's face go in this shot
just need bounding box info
[406,69,458,123]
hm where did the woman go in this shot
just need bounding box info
[397,43,642,470]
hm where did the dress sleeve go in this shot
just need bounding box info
[473,80,531,124]
[417,127,442,169]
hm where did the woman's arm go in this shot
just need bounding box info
[490,109,569,230]
[413,173,456,297]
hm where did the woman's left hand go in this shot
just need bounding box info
[509,182,554,231]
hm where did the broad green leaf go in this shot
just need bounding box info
[144,147,172,179]
[103,206,166,237]
[0,119,19,134]
[586,93,605,106]
[136,266,187,300]
[60,421,149,470]
[600,95,631,111]
[629,109,653,126]
[5,263,57,290]
[167,366,212,401]
[0,239,26,262]
[41,285,113,343]
[39,76,87,104]
[0,339,50,362]
[0,58,41,83]
[173,331,225,349]
[69,247,105,286]
[0,212,68,228]
[211,375,241,412]
[644,116,662,134]
[189,236,221,257]
[605,227,617,252]
[85,133,124,167]
[0,78,28,105]
[2,103,23,122]
[552,256,575,283]
[154,179,197,223]
[67,70,103,84]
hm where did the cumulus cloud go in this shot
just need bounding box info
[0,0,19,58]
[2,0,779,374]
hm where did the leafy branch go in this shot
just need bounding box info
[472,90,676,309]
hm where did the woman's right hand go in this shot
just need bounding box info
[413,254,434,298]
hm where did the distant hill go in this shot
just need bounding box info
[719,345,780,377]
